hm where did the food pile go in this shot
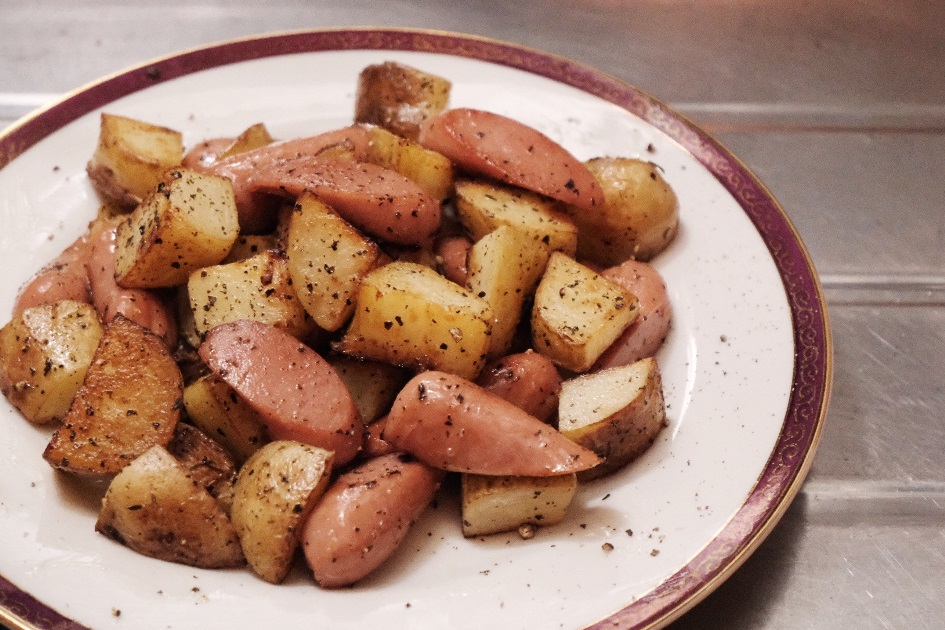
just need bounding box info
[0,61,679,588]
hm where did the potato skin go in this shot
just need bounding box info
[198,320,363,466]
[42,314,183,476]
[0,301,104,424]
[301,452,443,588]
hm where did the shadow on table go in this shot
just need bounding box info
[669,491,809,628]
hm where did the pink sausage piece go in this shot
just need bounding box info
[182,137,234,170]
[361,415,398,459]
[198,320,363,466]
[383,371,601,476]
[419,108,604,210]
[86,225,177,347]
[475,351,562,423]
[13,233,93,317]
[594,259,672,370]
[301,452,443,588]
[434,233,472,285]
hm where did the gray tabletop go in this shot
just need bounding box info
[2,1,943,629]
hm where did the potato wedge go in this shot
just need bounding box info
[531,252,639,373]
[454,179,578,256]
[285,192,385,332]
[558,357,667,479]
[0,301,103,424]
[335,262,493,380]
[364,125,454,200]
[465,225,551,358]
[461,472,577,537]
[187,250,313,340]
[86,113,183,208]
[95,445,244,568]
[219,122,274,160]
[114,168,239,288]
[326,355,410,424]
[354,61,451,141]
[42,315,183,476]
[182,373,269,463]
[566,157,679,265]
[231,441,334,583]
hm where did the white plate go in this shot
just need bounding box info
[0,29,831,630]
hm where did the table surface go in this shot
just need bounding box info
[1,2,943,629]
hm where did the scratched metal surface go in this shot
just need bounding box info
[1,1,943,628]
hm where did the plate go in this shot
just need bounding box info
[0,29,830,630]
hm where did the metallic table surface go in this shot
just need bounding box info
[2,2,943,628]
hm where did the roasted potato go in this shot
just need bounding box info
[461,472,577,537]
[187,250,314,340]
[222,234,279,264]
[327,354,410,424]
[336,262,493,380]
[86,113,183,208]
[165,422,239,512]
[114,168,240,288]
[219,122,274,159]
[465,225,550,358]
[566,157,679,265]
[285,192,385,332]
[231,441,334,583]
[182,373,270,464]
[531,252,639,373]
[453,179,578,256]
[364,125,455,200]
[0,300,103,424]
[95,445,244,568]
[354,61,452,141]
[558,357,667,479]
[42,315,183,476]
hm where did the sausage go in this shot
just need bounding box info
[86,224,177,347]
[301,452,443,588]
[594,259,672,370]
[181,137,234,170]
[361,415,398,459]
[418,108,604,210]
[13,233,92,317]
[476,351,562,423]
[434,233,472,285]
[383,370,601,476]
[198,320,363,466]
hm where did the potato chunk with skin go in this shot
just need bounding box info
[286,192,385,332]
[95,445,244,569]
[114,168,239,288]
[465,225,550,358]
[565,157,680,265]
[0,301,104,424]
[364,125,455,200]
[354,61,451,141]
[86,113,183,209]
[166,422,239,513]
[182,373,270,464]
[42,314,182,476]
[327,355,410,424]
[461,473,577,537]
[454,179,578,256]
[336,262,493,380]
[231,441,333,583]
[531,252,639,373]
[188,250,314,340]
[558,357,667,480]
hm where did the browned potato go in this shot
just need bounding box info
[531,252,639,373]
[165,422,239,512]
[326,355,410,424]
[182,373,270,464]
[465,225,550,358]
[566,157,679,265]
[42,315,183,476]
[364,125,455,200]
[187,250,314,340]
[0,301,104,424]
[219,122,274,159]
[231,441,334,583]
[454,179,578,256]
[95,445,244,568]
[558,357,667,479]
[285,192,385,332]
[335,262,493,379]
[223,234,279,263]
[354,61,451,141]
[461,473,577,537]
[86,113,183,208]
[114,168,240,288]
